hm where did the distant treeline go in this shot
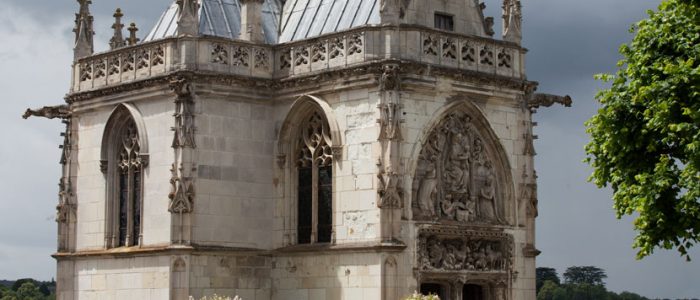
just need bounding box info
[537,266,698,300]
[0,278,56,300]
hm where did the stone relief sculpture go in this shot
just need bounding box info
[413,111,505,224]
[417,232,511,272]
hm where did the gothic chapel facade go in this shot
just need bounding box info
[26,0,570,299]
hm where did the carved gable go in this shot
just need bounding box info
[412,110,507,225]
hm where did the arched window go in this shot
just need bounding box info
[115,119,144,247]
[296,111,333,244]
[101,104,148,248]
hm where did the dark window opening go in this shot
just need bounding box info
[317,166,333,243]
[435,13,454,31]
[421,283,447,300]
[463,284,484,300]
[297,168,313,244]
[118,172,128,247]
[132,169,141,246]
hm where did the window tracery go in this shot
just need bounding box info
[115,119,144,247]
[296,111,333,244]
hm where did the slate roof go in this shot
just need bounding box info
[143,0,380,44]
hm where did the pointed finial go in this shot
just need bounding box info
[128,23,140,46]
[177,0,200,36]
[110,8,126,50]
[73,0,94,60]
[503,0,522,44]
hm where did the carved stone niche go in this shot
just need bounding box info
[412,111,507,225]
[417,228,513,274]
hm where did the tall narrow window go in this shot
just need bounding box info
[435,13,454,31]
[116,119,144,247]
[296,111,333,244]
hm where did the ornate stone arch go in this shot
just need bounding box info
[277,95,343,160]
[100,103,150,171]
[408,100,514,225]
[276,95,343,245]
[100,103,149,248]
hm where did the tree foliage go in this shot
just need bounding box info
[585,0,700,259]
[537,267,649,300]
[563,266,608,286]
[536,267,561,293]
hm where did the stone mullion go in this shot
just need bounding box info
[311,160,319,244]
[125,164,135,247]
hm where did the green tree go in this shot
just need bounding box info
[536,280,560,300]
[585,0,700,259]
[536,267,561,293]
[563,266,608,286]
[16,282,43,300]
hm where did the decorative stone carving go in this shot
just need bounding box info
[22,105,71,120]
[378,170,403,209]
[152,46,165,66]
[294,47,310,66]
[423,35,439,56]
[79,62,92,81]
[170,76,197,148]
[528,93,573,109]
[347,33,364,56]
[378,103,401,140]
[503,0,523,44]
[480,45,494,66]
[109,8,126,50]
[136,49,150,70]
[497,49,512,68]
[177,0,200,37]
[311,42,327,63]
[232,46,250,67]
[73,0,94,59]
[94,60,106,78]
[462,42,476,63]
[442,38,457,60]
[211,44,229,65]
[297,112,333,168]
[122,52,135,72]
[484,17,495,37]
[279,49,292,70]
[108,57,120,75]
[127,23,139,46]
[254,48,269,70]
[380,64,400,92]
[169,164,194,214]
[329,38,344,59]
[417,229,512,272]
[412,111,505,224]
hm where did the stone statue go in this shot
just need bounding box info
[22,105,71,120]
[417,158,438,217]
[479,161,498,221]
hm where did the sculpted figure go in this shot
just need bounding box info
[443,244,458,270]
[479,161,498,221]
[428,238,445,268]
[417,158,438,217]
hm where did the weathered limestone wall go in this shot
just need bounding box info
[74,97,174,250]
[58,256,171,300]
[270,253,382,300]
[193,95,275,249]
[187,254,272,300]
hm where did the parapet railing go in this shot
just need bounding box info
[72,26,525,93]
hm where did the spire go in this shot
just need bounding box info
[109,8,127,50]
[503,0,522,44]
[240,0,265,43]
[127,23,140,46]
[73,0,94,60]
[176,0,200,37]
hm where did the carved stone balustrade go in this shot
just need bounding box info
[71,26,525,94]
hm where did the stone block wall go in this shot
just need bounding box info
[57,255,171,300]
[74,96,175,250]
[193,95,276,249]
[188,254,272,300]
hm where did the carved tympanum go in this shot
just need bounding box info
[413,111,505,224]
[418,231,511,272]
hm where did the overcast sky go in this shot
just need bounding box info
[2,0,698,298]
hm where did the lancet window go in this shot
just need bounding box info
[115,119,144,247]
[296,111,333,244]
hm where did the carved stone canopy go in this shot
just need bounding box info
[412,110,507,225]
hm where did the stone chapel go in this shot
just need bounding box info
[25,0,571,299]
